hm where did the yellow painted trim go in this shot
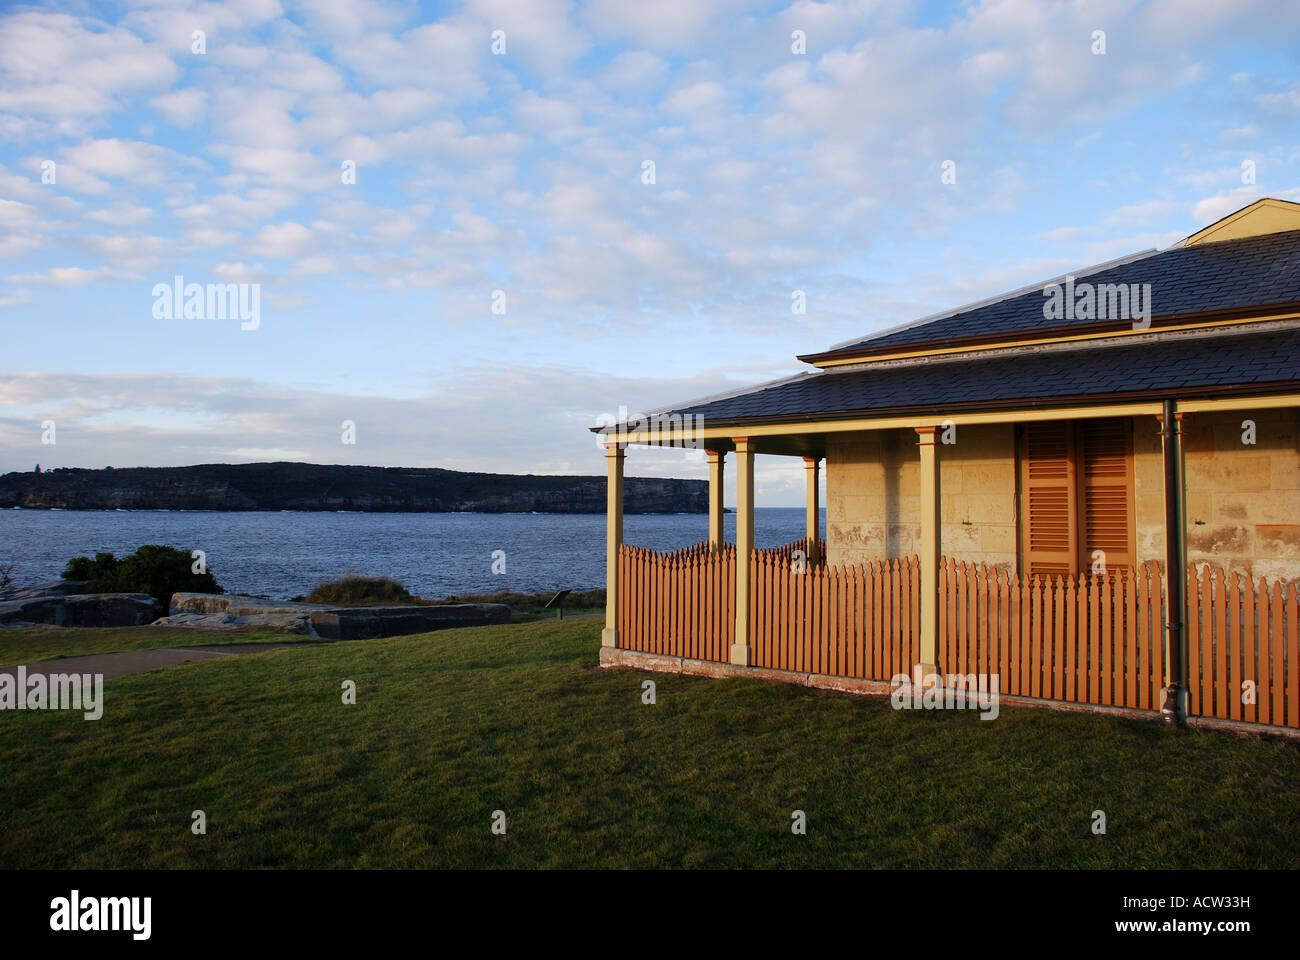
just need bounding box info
[607,401,1166,445]
[813,311,1300,368]
[915,427,939,678]
[731,438,755,666]
[1182,198,1300,246]
[706,449,725,547]
[602,444,624,647]
[1177,393,1300,413]
[803,456,820,559]
[605,395,1300,446]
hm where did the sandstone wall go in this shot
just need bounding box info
[1179,408,1300,583]
[824,410,1300,582]
[825,424,1017,571]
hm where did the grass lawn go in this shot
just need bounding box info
[2,618,1298,868]
[0,625,319,665]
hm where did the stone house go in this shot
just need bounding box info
[592,198,1300,728]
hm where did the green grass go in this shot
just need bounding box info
[2,618,1298,868]
[0,626,319,665]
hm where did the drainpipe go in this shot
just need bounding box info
[1160,400,1186,725]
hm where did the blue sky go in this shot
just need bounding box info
[2,0,1299,505]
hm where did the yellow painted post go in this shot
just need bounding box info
[731,437,755,666]
[803,456,820,564]
[707,448,725,549]
[602,441,625,648]
[915,426,940,683]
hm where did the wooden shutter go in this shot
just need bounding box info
[1078,418,1135,573]
[1020,421,1078,578]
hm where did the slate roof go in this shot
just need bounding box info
[813,227,1300,359]
[650,328,1300,426]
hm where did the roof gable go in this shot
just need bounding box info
[1181,197,1300,246]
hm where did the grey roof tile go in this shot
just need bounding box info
[821,228,1300,357]
[654,329,1300,425]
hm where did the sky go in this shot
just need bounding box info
[1,0,1298,506]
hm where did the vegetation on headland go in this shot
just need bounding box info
[0,461,708,514]
[2,617,1298,869]
[294,574,604,621]
[297,575,420,605]
[61,544,224,607]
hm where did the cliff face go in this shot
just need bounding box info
[0,463,707,514]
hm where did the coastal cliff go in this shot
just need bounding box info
[0,462,707,514]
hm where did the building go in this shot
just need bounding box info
[593,198,1300,730]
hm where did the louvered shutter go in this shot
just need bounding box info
[1079,418,1135,573]
[1020,421,1078,577]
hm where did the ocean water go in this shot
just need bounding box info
[0,508,822,600]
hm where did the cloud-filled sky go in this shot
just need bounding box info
[2,0,1299,505]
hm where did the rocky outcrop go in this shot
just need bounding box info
[0,580,92,601]
[0,591,160,628]
[167,593,511,639]
[152,611,317,634]
[0,462,707,514]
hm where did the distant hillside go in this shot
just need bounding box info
[0,462,707,514]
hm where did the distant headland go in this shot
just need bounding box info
[0,462,708,514]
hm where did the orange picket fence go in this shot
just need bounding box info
[937,558,1164,710]
[1186,565,1299,727]
[615,544,1299,728]
[753,537,823,568]
[617,543,735,661]
[750,553,919,679]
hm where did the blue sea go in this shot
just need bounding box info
[0,508,822,600]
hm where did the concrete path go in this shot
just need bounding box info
[0,643,314,682]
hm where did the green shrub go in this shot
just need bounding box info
[299,575,416,605]
[60,545,223,607]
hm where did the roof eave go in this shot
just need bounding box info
[797,299,1300,366]
[606,379,1300,436]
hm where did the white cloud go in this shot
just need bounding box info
[249,221,316,259]
[7,265,116,286]
[600,50,668,91]
[149,88,209,126]
[0,12,178,118]
[584,0,741,50]
[61,138,172,181]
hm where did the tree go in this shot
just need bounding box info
[61,545,223,607]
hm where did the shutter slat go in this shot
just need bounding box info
[1080,419,1135,573]
[1021,422,1078,577]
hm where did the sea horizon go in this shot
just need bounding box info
[0,507,823,601]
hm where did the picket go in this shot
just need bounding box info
[615,544,1297,728]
